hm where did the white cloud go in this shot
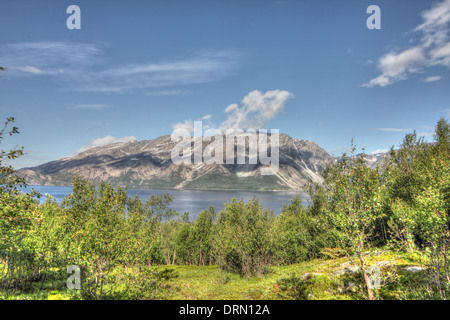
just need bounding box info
[446,108,450,117]
[171,114,213,133]
[67,104,110,110]
[171,120,194,132]
[224,103,238,113]
[363,47,426,87]
[429,42,450,66]
[415,0,450,47]
[364,0,450,87]
[219,89,294,130]
[377,128,409,132]
[369,149,389,155]
[424,75,443,82]
[77,135,136,154]
[170,89,293,134]
[18,66,45,74]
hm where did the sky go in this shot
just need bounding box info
[1,0,450,169]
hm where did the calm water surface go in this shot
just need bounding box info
[22,185,308,220]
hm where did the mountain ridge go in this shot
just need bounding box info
[19,133,347,191]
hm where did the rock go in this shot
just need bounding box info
[332,269,346,276]
[301,273,310,280]
[405,266,425,272]
[332,265,360,276]
[301,272,322,280]
[375,260,395,267]
[345,266,360,274]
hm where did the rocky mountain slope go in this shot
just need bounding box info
[19,133,334,191]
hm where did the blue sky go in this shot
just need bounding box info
[1,0,449,168]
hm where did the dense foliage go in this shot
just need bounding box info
[0,64,448,299]
[0,116,448,300]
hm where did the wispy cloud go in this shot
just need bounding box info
[419,131,434,137]
[364,0,450,87]
[377,128,410,132]
[5,150,53,169]
[424,75,443,82]
[78,51,241,93]
[67,104,110,110]
[144,90,191,97]
[1,41,242,94]
[18,66,45,74]
[1,41,102,76]
[77,135,136,154]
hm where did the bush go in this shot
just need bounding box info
[213,198,274,277]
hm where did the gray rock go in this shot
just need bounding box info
[332,265,360,275]
[301,272,322,280]
[405,266,425,272]
[332,269,346,276]
[345,266,360,274]
[375,260,395,267]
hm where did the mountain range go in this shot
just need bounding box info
[18,133,387,191]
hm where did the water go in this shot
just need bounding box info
[22,185,308,220]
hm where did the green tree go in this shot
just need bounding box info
[383,131,427,251]
[0,66,44,293]
[272,196,327,264]
[190,206,216,265]
[213,198,274,277]
[59,177,129,299]
[321,144,384,300]
[413,118,450,298]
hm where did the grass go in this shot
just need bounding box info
[161,250,426,300]
[0,250,432,300]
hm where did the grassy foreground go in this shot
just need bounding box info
[1,250,430,300]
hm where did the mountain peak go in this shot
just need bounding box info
[19,133,333,191]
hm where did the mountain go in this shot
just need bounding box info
[332,151,390,169]
[19,133,334,191]
[359,152,390,168]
